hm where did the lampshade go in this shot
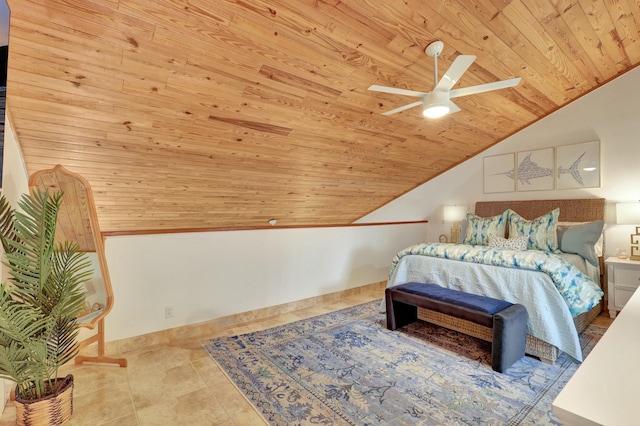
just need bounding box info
[422,91,450,118]
[616,202,640,224]
[443,205,467,223]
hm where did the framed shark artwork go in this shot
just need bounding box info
[516,148,555,191]
[556,141,600,189]
[483,153,515,193]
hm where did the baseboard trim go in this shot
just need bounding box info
[82,281,386,356]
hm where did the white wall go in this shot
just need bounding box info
[104,224,425,341]
[1,118,29,204]
[358,67,640,258]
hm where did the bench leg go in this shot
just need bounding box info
[491,304,528,373]
[385,289,418,330]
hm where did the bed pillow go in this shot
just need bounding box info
[456,218,468,244]
[558,221,605,257]
[557,220,604,266]
[509,208,560,252]
[462,210,509,246]
[488,234,528,251]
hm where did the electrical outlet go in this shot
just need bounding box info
[165,305,174,319]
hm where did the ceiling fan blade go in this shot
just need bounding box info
[368,85,426,98]
[448,101,461,114]
[433,55,476,92]
[381,100,423,116]
[449,77,521,99]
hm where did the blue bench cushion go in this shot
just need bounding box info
[393,282,512,315]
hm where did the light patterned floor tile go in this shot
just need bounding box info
[0,286,391,425]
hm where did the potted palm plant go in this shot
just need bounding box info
[0,189,92,426]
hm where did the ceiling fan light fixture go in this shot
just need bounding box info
[369,41,521,117]
[422,91,450,118]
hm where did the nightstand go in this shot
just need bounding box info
[605,257,640,318]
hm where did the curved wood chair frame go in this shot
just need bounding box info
[29,165,126,367]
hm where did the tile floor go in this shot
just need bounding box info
[0,288,613,425]
[0,288,384,425]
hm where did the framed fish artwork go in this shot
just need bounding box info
[556,141,600,189]
[483,153,516,193]
[516,148,555,191]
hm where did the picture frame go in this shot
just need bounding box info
[556,140,601,189]
[483,153,515,193]
[516,147,554,191]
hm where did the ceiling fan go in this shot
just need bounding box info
[369,41,521,118]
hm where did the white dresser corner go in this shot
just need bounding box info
[552,271,640,425]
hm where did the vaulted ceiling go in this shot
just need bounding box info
[5,0,639,233]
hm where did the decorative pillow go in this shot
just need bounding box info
[488,234,528,251]
[509,208,560,252]
[557,220,604,266]
[462,210,509,246]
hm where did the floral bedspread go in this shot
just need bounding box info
[390,243,603,316]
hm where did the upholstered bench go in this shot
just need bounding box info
[385,282,528,373]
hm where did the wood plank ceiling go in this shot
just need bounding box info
[5,0,640,233]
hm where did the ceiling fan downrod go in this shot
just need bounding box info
[425,41,444,91]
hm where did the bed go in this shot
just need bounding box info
[385,198,606,364]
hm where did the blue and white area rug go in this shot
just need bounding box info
[203,301,604,425]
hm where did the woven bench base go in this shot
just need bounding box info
[418,302,602,364]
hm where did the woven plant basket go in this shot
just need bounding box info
[14,374,74,426]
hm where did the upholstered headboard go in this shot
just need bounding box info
[475,198,607,286]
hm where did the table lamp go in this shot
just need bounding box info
[443,205,467,243]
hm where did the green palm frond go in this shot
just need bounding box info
[4,189,60,306]
[0,196,16,255]
[0,189,92,400]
